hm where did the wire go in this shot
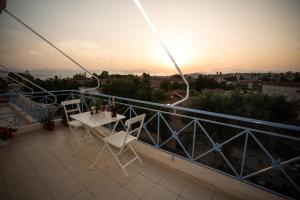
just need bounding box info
[3,8,100,92]
[132,0,189,106]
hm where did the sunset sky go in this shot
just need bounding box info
[0,0,300,75]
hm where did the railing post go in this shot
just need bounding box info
[157,112,160,147]
[192,120,196,160]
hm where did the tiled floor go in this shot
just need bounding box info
[0,125,239,200]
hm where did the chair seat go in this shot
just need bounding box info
[68,120,83,128]
[104,131,136,148]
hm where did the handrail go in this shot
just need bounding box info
[0,64,57,104]
[7,75,34,96]
[13,89,300,132]
[75,90,300,131]
[12,94,48,121]
[133,0,190,106]
[3,8,100,92]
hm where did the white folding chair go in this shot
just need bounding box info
[61,99,94,152]
[90,114,146,177]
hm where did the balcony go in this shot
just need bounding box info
[0,90,299,200]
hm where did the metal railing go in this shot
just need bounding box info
[9,93,48,122]
[0,92,19,127]
[6,89,300,199]
[0,64,57,105]
[0,104,18,128]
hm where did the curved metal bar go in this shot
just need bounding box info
[3,8,100,92]
[7,75,34,96]
[133,0,189,106]
[0,64,57,104]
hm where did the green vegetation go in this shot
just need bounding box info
[102,73,167,102]
[191,75,233,91]
[34,77,80,91]
[159,80,185,91]
[3,71,298,124]
[188,90,298,123]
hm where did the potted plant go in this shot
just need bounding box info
[61,110,69,127]
[40,115,55,131]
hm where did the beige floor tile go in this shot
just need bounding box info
[34,160,64,177]
[140,163,168,182]
[106,188,139,200]
[41,169,73,190]
[29,155,58,168]
[213,192,240,200]
[70,166,105,187]
[125,174,155,198]
[107,166,138,185]
[0,174,10,200]
[9,179,47,200]
[143,184,178,200]
[87,176,121,200]
[159,171,189,194]
[26,147,55,159]
[126,155,152,172]
[2,158,33,176]
[98,158,121,174]
[50,178,83,200]
[181,181,215,200]
[79,145,106,164]
[33,192,53,200]
[65,158,91,171]
[4,169,41,192]
[70,189,96,200]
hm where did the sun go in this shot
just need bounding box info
[156,39,191,67]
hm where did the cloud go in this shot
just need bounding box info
[28,50,38,55]
[57,39,110,59]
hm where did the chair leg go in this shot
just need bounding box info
[129,144,143,165]
[69,126,82,154]
[73,142,82,155]
[106,143,129,177]
[89,144,106,169]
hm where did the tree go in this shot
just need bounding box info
[171,81,185,90]
[192,75,219,91]
[140,73,152,100]
[73,73,85,79]
[100,71,109,79]
[160,80,172,91]
[171,74,181,78]
[188,90,297,123]
[92,73,99,79]
[101,74,167,102]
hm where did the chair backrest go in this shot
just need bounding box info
[61,99,81,122]
[123,113,146,146]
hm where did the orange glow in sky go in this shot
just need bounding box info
[0,0,299,75]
